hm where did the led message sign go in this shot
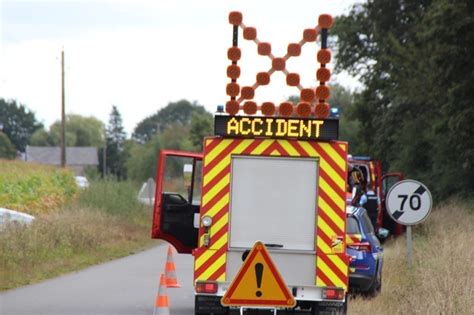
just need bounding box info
[214,115,339,141]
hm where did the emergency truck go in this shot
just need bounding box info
[152,12,350,314]
[348,156,404,236]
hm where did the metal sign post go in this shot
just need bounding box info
[386,180,432,268]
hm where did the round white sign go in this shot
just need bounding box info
[386,180,432,225]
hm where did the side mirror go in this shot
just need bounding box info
[377,227,390,240]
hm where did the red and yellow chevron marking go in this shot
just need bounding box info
[369,162,376,190]
[194,137,349,290]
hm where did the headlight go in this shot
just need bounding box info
[201,215,212,228]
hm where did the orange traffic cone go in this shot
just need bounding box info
[153,274,170,315]
[164,245,180,288]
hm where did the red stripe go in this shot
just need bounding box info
[275,143,287,155]
[208,263,226,281]
[203,139,243,173]
[201,185,229,214]
[319,185,346,222]
[318,207,344,236]
[194,246,227,279]
[209,221,229,244]
[317,224,334,248]
[310,143,345,179]
[288,140,310,156]
[319,167,345,200]
[202,164,231,195]
[204,138,221,154]
[318,252,348,284]
[331,142,347,160]
[242,139,264,154]
[316,263,335,287]
[261,141,278,155]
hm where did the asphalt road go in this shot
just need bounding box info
[1,242,196,315]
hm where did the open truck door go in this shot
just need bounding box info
[381,173,405,235]
[151,150,203,254]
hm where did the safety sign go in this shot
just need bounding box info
[221,241,296,308]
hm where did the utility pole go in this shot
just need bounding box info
[60,48,66,168]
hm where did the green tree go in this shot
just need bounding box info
[333,0,474,197]
[106,106,127,179]
[132,100,208,143]
[0,132,16,159]
[49,115,105,147]
[189,111,213,150]
[0,99,43,151]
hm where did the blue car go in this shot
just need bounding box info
[346,206,387,296]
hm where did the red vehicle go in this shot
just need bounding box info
[348,156,404,236]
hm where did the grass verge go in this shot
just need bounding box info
[349,198,474,314]
[0,179,155,290]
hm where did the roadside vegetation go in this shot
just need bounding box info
[349,198,474,314]
[0,161,154,290]
[0,160,77,215]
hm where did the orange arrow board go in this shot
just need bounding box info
[221,241,296,308]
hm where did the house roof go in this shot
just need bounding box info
[25,146,99,166]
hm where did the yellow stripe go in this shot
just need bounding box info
[319,197,344,233]
[203,155,231,186]
[317,216,337,245]
[202,174,229,206]
[320,142,346,172]
[206,192,229,217]
[204,139,233,167]
[317,237,332,253]
[278,140,299,156]
[211,213,228,236]
[270,149,280,156]
[338,142,347,152]
[318,259,345,288]
[195,233,228,268]
[319,177,345,211]
[250,140,274,155]
[328,254,348,277]
[205,139,213,147]
[319,159,345,190]
[316,275,327,286]
[298,141,318,156]
[198,252,226,280]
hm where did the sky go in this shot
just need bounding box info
[0,0,361,135]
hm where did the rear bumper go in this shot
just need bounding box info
[195,295,347,314]
[349,273,375,292]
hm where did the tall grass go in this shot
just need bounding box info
[349,199,474,314]
[0,160,77,215]
[0,179,154,290]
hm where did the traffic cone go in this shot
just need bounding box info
[153,274,170,315]
[164,245,180,288]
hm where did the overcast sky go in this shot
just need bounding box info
[1,0,361,134]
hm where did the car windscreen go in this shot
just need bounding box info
[346,216,360,234]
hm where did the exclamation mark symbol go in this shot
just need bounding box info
[255,263,263,297]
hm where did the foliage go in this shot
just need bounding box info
[127,100,213,182]
[0,180,153,290]
[31,114,105,147]
[105,106,127,179]
[333,0,474,198]
[0,132,16,159]
[0,98,43,151]
[0,160,77,215]
[132,99,209,143]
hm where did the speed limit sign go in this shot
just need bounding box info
[386,180,432,226]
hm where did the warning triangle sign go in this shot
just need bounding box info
[221,241,296,308]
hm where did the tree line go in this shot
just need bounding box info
[332,0,474,199]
